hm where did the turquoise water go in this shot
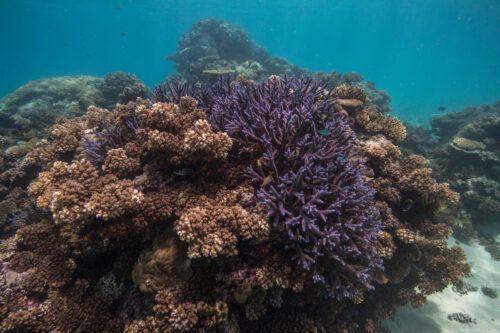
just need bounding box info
[1,0,500,123]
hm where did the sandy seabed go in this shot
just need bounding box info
[383,233,500,333]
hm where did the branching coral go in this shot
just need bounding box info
[175,200,268,258]
[355,106,407,141]
[85,179,144,221]
[133,98,231,165]
[0,73,471,333]
[24,118,85,166]
[125,286,228,332]
[209,77,383,298]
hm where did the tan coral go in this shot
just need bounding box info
[175,201,268,258]
[395,228,422,244]
[255,254,305,292]
[84,179,143,220]
[333,84,368,102]
[102,148,141,178]
[29,159,143,224]
[196,301,228,328]
[377,231,396,258]
[359,136,401,160]
[85,105,113,128]
[125,287,224,332]
[133,97,232,165]
[24,118,84,166]
[183,119,232,161]
[136,97,205,133]
[398,168,459,205]
[29,160,99,224]
[356,106,407,141]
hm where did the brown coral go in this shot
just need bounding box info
[398,167,459,205]
[132,232,190,293]
[356,106,407,141]
[102,148,141,178]
[85,179,143,220]
[182,119,232,162]
[125,287,227,333]
[255,254,305,292]
[359,135,401,160]
[333,84,368,102]
[175,200,268,258]
[24,118,85,166]
[28,160,98,224]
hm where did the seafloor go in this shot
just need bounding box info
[0,20,498,333]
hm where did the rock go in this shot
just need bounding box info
[481,286,498,299]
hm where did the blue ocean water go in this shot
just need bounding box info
[1,0,500,123]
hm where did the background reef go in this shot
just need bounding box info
[0,72,147,156]
[404,101,500,260]
[168,20,392,113]
[3,0,500,123]
[0,20,473,333]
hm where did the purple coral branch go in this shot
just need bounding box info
[206,77,382,298]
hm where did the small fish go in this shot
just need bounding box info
[374,269,389,284]
[437,106,447,112]
[121,31,128,37]
[202,69,235,75]
[173,168,194,176]
[318,129,331,136]
[261,174,273,187]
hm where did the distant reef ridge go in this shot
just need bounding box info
[167,19,392,113]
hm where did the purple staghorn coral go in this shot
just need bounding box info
[154,76,232,110]
[209,77,383,298]
[83,117,138,167]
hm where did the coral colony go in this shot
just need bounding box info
[0,20,471,333]
[209,77,383,298]
[0,76,469,333]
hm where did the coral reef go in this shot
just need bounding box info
[0,73,469,332]
[168,19,306,82]
[208,77,383,298]
[167,19,393,113]
[0,72,147,152]
[152,76,467,331]
[403,101,500,257]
